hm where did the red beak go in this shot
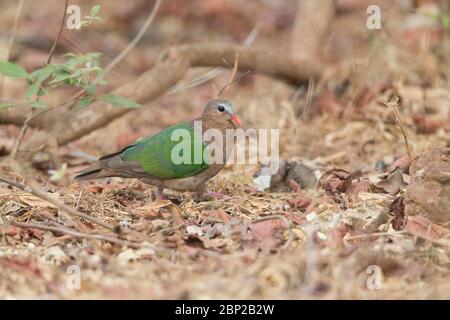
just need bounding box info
[231,114,241,127]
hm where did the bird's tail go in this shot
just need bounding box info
[74,149,130,181]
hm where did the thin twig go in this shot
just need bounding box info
[46,0,68,65]
[167,69,223,95]
[28,89,87,122]
[9,109,34,163]
[10,220,146,249]
[1,0,25,98]
[218,71,251,98]
[217,52,251,97]
[0,176,115,231]
[6,0,25,60]
[218,53,240,98]
[384,95,413,161]
[104,0,162,74]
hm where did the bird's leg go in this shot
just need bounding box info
[153,187,167,200]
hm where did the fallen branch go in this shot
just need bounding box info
[168,25,260,95]
[0,176,115,231]
[0,44,322,156]
[10,220,148,249]
[55,44,321,143]
[291,0,335,60]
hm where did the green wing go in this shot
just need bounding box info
[121,122,209,179]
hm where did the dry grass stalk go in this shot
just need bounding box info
[384,95,413,161]
[218,53,240,98]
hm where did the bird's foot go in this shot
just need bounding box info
[152,188,167,201]
[151,188,183,205]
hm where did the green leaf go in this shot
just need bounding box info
[39,87,49,97]
[87,82,96,95]
[36,65,54,83]
[25,84,40,99]
[53,64,73,73]
[49,71,72,85]
[71,69,85,78]
[100,95,141,109]
[0,103,14,110]
[90,5,101,17]
[31,65,53,83]
[28,100,47,108]
[74,96,94,110]
[0,61,29,78]
[66,58,80,69]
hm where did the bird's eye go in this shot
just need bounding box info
[218,105,225,112]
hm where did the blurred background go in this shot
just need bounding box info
[1,0,448,168]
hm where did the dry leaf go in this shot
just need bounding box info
[134,200,172,217]
[369,168,408,194]
[319,169,352,195]
[242,219,285,252]
[288,195,311,211]
[390,196,406,231]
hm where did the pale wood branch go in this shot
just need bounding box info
[291,0,335,60]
